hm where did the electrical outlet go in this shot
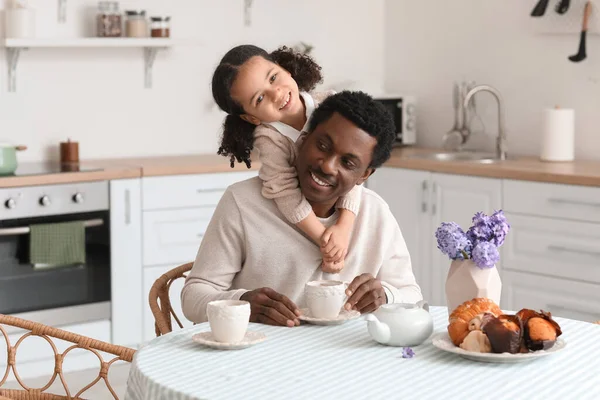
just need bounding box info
[531,0,600,35]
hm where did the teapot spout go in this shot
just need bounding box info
[364,314,391,345]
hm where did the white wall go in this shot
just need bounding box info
[0,0,385,162]
[385,0,600,160]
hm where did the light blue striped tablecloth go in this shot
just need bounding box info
[125,306,600,400]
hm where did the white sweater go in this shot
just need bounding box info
[181,177,422,323]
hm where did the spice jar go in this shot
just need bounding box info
[96,1,122,38]
[125,10,148,38]
[150,16,170,38]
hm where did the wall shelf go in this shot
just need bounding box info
[3,38,173,92]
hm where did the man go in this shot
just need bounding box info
[181,91,422,326]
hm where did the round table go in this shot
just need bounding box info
[125,306,600,400]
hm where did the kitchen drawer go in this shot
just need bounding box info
[503,213,600,284]
[502,270,600,322]
[142,171,257,210]
[503,179,600,223]
[142,265,193,343]
[143,207,214,266]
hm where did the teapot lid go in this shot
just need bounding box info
[380,303,420,312]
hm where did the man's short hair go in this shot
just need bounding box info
[307,91,396,168]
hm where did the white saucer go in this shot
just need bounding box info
[192,330,266,350]
[431,332,566,363]
[298,308,361,326]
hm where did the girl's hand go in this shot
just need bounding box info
[320,225,350,264]
[322,259,344,274]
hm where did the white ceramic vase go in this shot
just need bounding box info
[445,259,502,314]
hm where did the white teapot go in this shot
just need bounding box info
[364,301,433,347]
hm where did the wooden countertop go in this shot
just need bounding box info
[0,154,260,188]
[386,147,600,187]
[1,148,599,188]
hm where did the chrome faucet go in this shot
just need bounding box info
[463,84,508,160]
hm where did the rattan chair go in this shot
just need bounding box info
[148,262,194,337]
[0,314,136,400]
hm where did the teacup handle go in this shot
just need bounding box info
[417,300,430,312]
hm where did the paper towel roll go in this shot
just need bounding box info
[540,108,575,162]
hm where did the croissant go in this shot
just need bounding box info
[447,298,502,346]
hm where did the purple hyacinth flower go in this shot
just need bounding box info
[472,241,500,269]
[488,210,510,247]
[401,347,415,359]
[435,222,472,260]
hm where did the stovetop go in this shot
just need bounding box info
[1,163,103,178]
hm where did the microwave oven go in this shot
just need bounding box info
[373,94,417,146]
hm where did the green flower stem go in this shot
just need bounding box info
[460,249,470,259]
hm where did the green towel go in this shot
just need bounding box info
[29,221,86,269]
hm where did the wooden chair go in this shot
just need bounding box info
[0,314,136,400]
[148,262,194,337]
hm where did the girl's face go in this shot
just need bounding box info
[230,56,302,125]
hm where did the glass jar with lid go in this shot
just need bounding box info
[150,16,170,38]
[96,1,122,37]
[125,10,148,38]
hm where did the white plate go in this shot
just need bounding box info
[298,308,361,326]
[192,330,266,350]
[431,332,566,363]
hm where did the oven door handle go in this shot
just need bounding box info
[0,218,104,236]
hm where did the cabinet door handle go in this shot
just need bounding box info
[431,183,437,215]
[421,180,428,213]
[125,189,131,225]
[548,198,600,208]
[545,304,596,319]
[548,245,600,257]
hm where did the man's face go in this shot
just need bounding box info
[296,112,376,205]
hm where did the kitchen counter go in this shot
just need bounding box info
[386,147,600,187]
[0,160,142,188]
[1,147,600,188]
[103,154,261,177]
[0,154,260,188]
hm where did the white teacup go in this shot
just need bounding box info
[206,300,251,343]
[305,280,348,319]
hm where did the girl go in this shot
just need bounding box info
[211,44,361,272]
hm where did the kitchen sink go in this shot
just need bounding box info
[407,151,502,164]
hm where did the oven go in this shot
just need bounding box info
[0,181,111,333]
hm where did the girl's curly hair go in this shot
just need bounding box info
[211,44,323,168]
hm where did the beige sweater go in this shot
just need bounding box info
[181,177,422,324]
[254,90,361,224]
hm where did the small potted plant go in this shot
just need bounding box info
[435,210,510,313]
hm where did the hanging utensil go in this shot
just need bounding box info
[569,1,592,63]
[531,0,550,16]
[555,0,571,14]
[442,82,465,150]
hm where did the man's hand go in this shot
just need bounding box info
[240,288,301,327]
[344,273,387,314]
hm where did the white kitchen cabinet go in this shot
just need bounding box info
[429,173,502,306]
[367,168,431,300]
[504,179,600,223]
[142,171,257,210]
[503,270,600,322]
[367,168,502,306]
[502,213,600,284]
[139,170,257,342]
[110,178,143,347]
[142,207,216,266]
[142,265,193,343]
